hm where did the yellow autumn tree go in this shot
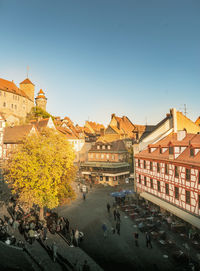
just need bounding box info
[4,128,76,219]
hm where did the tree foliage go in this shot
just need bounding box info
[4,129,76,211]
[26,106,54,121]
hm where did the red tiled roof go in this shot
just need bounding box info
[0,78,31,100]
[135,133,200,166]
[86,121,105,133]
[20,78,35,86]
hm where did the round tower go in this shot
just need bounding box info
[35,89,47,111]
[19,78,35,102]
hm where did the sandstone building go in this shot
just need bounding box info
[0,77,47,125]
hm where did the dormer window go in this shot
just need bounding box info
[159,148,162,154]
[169,146,174,155]
[190,148,194,157]
[102,145,105,150]
[108,145,111,150]
[97,145,100,150]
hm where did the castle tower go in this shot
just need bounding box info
[35,89,47,111]
[19,78,35,102]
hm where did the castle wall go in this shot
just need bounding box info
[0,89,34,123]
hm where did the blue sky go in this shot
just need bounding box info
[0,0,199,126]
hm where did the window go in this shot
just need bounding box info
[100,176,103,181]
[157,181,160,192]
[144,177,147,186]
[144,160,146,169]
[169,146,174,155]
[175,166,179,178]
[186,190,190,204]
[186,168,190,181]
[106,176,109,182]
[96,154,99,159]
[3,102,6,107]
[101,154,104,159]
[97,145,100,150]
[138,159,140,167]
[150,161,153,171]
[165,183,169,195]
[157,163,160,173]
[108,145,111,150]
[165,164,169,175]
[139,175,141,183]
[102,145,105,149]
[15,105,17,109]
[175,187,179,199]
[190,148,194,157]
[90,153,93,158]
[106,154,109,160]
[150,178,153,188]
[159,148,162,154]
[11,104,13,109]
[112,155,115,160]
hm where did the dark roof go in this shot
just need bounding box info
[89,140,127,153]
[139,115,171,142]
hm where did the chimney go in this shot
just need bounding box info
[100,128,105,136]
[171,108,177,133]
[177,130,186,141]
[111,113,115,119]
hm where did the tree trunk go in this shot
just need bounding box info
[39,207,44,221]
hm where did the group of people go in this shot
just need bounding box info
[104,202,153,250]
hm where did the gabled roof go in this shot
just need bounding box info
[0,78,31,100]
[20,78,35,86]
[135,133,200,166]
[85,121,105,133]
[3,125,37,144]
[30,118,54,132]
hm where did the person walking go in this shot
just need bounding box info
[116,210,121,222]
[106,203,111,213]
[102,223,108,238]
[134,232,139,247]
[74,229,79,247]
[52,242,58,262]
[113,209,117,221]
[145,231,153,248]
[116,221,120,235]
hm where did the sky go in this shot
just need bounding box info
[0,0,199,126]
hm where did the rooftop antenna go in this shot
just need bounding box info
[184,104,187,117]
[26,65,29,78]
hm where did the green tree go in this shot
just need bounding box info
[4,129,76,219]
[26,106,54,121]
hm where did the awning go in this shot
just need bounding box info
[140,192,200,230]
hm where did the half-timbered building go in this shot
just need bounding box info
[135,131,200,229]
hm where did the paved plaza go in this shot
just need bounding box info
[58,184,199,271]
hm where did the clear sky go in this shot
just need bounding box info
[0,0,199,126]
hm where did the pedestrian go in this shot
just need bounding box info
[102,223,108,238]
[106,203,111,213]
[116,221,120,235]
[113,209,117,221]
[43,226,48,241]
[82,260,90,271]
[145,232,152,248]
[90,183,92,190]
[52,241,58,262]
[116,210,121,222]
[134,232,139,247]
[74,229,79,247]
